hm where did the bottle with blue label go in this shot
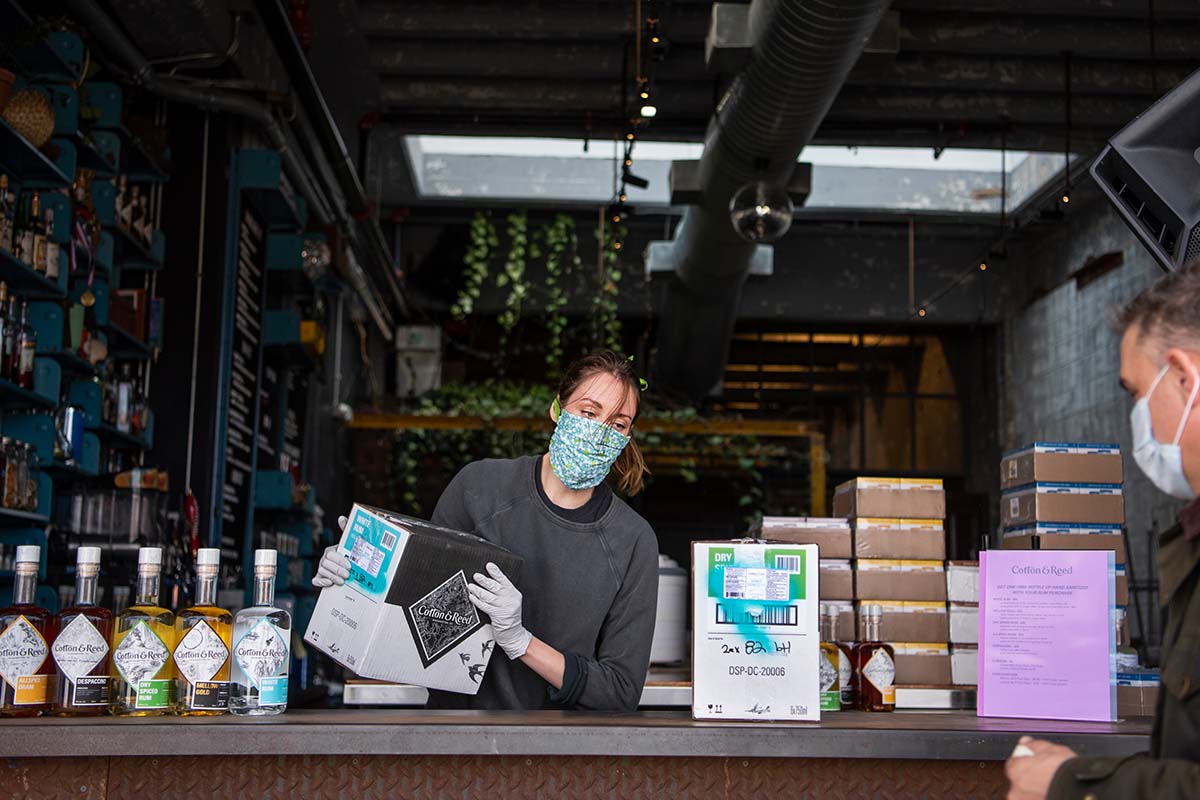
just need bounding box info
[230,549,291,715]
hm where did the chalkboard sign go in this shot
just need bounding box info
[256,362,279,470]
[281,368,306,476]
[218,207,267,553]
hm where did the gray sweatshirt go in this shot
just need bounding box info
[425,455,659,712]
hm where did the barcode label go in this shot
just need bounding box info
[716,604,798,627]
[348,537,385,577]
[774,555,800,572]
[723,568,791,601]
[380,531,398,551]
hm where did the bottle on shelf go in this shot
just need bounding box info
[173,548,233,716]
[818,603,842,713]
[51,546,113,715]
[0,175,14,253]
[127,186,141,234]
[2,291,18,380]
[23,443,38,512]
[853,604,896,712]
[16,442,30,512]
[116,363,133,433]
[30,193,45,275]
[230,549,291,716]
[116,177,131,230]
[2,438,21,510]
[16,299,36,390]
[111,547,176,716]
[821,603,855,711]
[44,208,59,281]
[14,192,32,265]
[0,545,54,716]
[136,194,151,246]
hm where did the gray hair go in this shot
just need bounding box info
[1116,258,1200,353]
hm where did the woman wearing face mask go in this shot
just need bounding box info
[314,351,659,711]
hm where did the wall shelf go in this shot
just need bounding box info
[41,350,99,377]
[103,322,151,359]
[0,118,72,189]
[87,424,150,452]
[0,376,55,411]
[0,508,50,528]
[0,247,68,300]
[94,124,169,184]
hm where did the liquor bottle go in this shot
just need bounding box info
[821,604,855,710]
[173,548,233,715]
[818,603,841,713]
[127,186,141,234]
[51,546,113,715]
[131,363,147,436]
[44,208,59,281]
[111,547,176,716]
[116,177,131,230]
[230,549,291,715]
[853,605,895,712]
[30,193,46,275]
[136,194,151,246]
[0,175,14,253]
[2,295,17,382]
[116,363,133,433]
[1113,608,1139,673]
[16,300,36,391]
[14,193,33,265]
[0,545,54,716]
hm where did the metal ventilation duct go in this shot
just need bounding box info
[652,0,893,404]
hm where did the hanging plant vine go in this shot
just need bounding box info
[540,214,579,376]
[593,218,625,352]
[496,211,529,334]
[451,212,498,320]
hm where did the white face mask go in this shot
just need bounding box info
[1130,365,1199,500]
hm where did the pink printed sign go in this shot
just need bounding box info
[978,549,1116,722]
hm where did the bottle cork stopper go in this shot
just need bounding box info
[139,547,163,566]
[15,545,39,563]
[197,548,220,566]
[77,546,101,565]
[254,549,277,567]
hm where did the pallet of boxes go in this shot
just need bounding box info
[834,478,965,710]
[999,442,1158,717]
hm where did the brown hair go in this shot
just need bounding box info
[557,350,650,495]
[1116,258,1200,354]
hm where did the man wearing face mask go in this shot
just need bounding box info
[1006,262,1200,800]
[314,351,660,712]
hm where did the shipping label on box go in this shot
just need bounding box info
[1001,483,1125,528]
[692,542,820,722]
[1001,443,1123,489]
[304,505,523,695]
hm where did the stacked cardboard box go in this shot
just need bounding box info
[1000,443,1127,598]
[946,561,979,686]
[835,478,951,687]
[758,517,855,605]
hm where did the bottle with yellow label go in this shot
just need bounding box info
[111,547,176,716]
[853,604,895,712]
[0,545,54,716]
[173,548,232,715]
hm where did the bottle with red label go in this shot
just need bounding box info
[852,604,895,712]
[0,545,55,716]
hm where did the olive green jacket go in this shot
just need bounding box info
[1048,520,1200,799]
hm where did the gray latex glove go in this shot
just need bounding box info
[312,515,352,588]
[469,562,531,660]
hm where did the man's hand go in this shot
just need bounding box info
[469,563,532,660]
[1006,736,1078,800]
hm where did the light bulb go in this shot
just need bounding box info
[979,262,988,271]
[1062,193,1071,204]
[640,104,657,118]
[918,308,927,317]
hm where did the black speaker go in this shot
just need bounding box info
[1091,66,1200,272]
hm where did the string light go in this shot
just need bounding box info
[1061,193,1071,204]
[619,193,628,203]
[640,104,657,118]
[979,261,988,271]
[614,241,623,251]
[624,158,633,167]
[917,308,927,317]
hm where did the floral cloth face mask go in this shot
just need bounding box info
[548,407,630,490]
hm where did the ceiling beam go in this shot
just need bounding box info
[894,0,1200,18]
[901,15,1200,59]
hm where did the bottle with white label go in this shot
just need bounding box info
[0,545,52,716]
[52,546,112,715]
[852,604,895,712]
[111,547,176,716]
[818,603,842,712]
[230,549,291,715]
[173,548,232,715]
[821,604,855,710]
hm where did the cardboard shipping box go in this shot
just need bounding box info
[1002,527,1126,565]
[951,644,978,686]
[892,643,952,686]
[854,518,947,561]
[692,541,821,721]
[1001,483,1125,528]
[947,561,980,604]
[833,477,946,519]
[759,517,852,559]
[1117,684,1159,718]
[819,559,854,601]
[950,602,979,645]
[855,560,947,602]
[1000,442,1123,490]
[859,601,949,643]
[304,505,523,695]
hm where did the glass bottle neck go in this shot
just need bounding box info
[862,617,881,642]
[254,575,276,607]
[13,570,36,605]
[820,615,838,642]
[76,572,98,606]
[195,572,218,607]
[135,571,161,606]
